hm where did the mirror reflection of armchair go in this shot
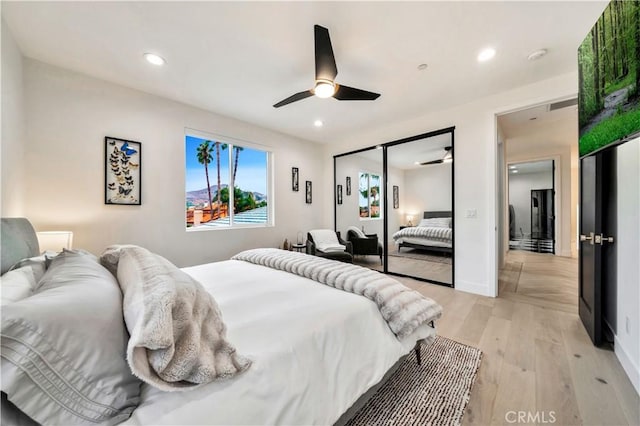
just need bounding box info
[346,227,383,264]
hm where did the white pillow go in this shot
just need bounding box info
[418,217,450,228]
[0,255,48,305]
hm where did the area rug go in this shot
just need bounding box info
[347,336,482,426]
[387,248,452,264]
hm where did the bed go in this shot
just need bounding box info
[393,211,453,255]
[1,218,441,426]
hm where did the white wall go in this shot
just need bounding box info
[404,163,452,217]
[335,154,383,238]
[508,170,553,238]
[386,165,404,241]
[614,137,640,394]
[505,118,578,258]
[1,21,26,216]
[20,59,324,266]
[324,72,579,297]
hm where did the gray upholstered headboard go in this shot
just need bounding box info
[423,211,452,219]
[1,218,39,275]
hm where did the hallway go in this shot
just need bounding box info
[499,250,578,314]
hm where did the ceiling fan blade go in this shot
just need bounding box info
[419,159,444,166]
[273,90,314,108]
[315,25,337,82]
[333,84,381,101]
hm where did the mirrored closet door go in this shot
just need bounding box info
[384,129,454,285]
[334,127,454,287]
[335,147,385,271]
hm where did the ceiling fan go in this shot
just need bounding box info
[273,25,381,108]
[418,147,453,166]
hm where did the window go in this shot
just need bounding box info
[185,132,271,229]
[359,172,381,219]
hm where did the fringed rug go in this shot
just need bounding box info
[347,336,482,426]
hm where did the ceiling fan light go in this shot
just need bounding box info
[314,81,336,98]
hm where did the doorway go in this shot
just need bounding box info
[495,99,579,309]
[507,159,555,254]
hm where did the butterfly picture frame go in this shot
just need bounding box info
[105,137,141,205]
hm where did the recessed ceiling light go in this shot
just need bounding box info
[512,170,519,173]
[144,53,166,66]
[477,47,496,62]
[527,49,548,61]
[414,161,421,165]
[314,119,323,127]
[417,63,428,71]
[509,165,516,169]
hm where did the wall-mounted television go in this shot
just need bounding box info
[578,1,640,157]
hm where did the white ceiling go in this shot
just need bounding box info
[498,100,579,139]
[2,1,606,144]
[508,159,554,175]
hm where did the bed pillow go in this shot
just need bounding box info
[418,217,451,228]
[1,249,141,425]
[0,255,48,305]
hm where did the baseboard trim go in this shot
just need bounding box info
[614,335,640,395]
[455,280,494,297]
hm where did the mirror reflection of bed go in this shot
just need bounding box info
[390,211,452,284]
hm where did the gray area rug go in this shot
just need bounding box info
[388,249,452,264]
[348,336,482,426]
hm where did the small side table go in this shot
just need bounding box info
[291,243,306,253]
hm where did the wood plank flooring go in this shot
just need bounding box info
[393,250,639,425]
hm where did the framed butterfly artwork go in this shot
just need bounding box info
[105,137,141,205]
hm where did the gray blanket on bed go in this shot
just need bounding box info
[232,248,442,338]
[392,226,452,243]
[101,245,251,392]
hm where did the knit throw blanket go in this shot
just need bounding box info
[100,245,251,392]
[232,249,443,338]
[393,226,452,243]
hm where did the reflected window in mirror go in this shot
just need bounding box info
[359,172,382,219]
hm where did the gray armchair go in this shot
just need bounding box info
[346,229,383,264]
[306,230,353,263]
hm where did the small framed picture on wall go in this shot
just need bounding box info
[337,185,343,204]
[105,136,141,205]
[305,181,312,204]
[292,167,299,192]
[346,176,351,196]
[393,185,399,209]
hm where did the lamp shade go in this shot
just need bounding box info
[36,231,73,252]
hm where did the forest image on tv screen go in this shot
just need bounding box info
[578,1,640,156]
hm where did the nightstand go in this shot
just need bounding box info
[291,243,306,253]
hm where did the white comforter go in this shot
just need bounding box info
[122,260,435,426]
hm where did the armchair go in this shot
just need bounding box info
[306,230,353,263]
[346,227,383,264]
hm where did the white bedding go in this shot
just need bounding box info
[396,236,452,248]
[122,259,435,426]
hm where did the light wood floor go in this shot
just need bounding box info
[352,254,452,284]
[393,250,639,426]
[500,250,579,314]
